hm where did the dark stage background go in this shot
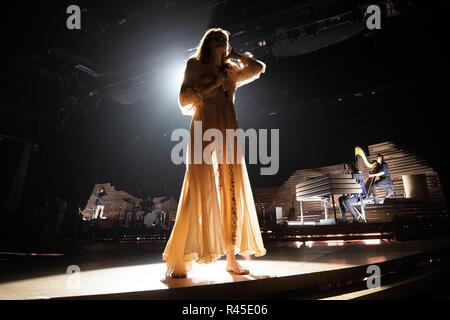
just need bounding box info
[1,0,448,216]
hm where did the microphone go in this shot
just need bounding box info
[220,64,230,98]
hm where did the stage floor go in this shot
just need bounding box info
[1,238,450,299]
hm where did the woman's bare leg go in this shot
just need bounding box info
[226,251,249,275]
[171,272,187,278]
[170,263,188,278]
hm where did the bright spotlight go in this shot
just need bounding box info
[172,63,185,88]
[163,61,186,95]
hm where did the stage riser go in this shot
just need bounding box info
[274,141,447,223]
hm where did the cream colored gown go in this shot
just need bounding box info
[162,53,267,276]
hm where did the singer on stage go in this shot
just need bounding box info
[162,28,267,278]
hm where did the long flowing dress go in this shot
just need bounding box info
[162,53,267,276]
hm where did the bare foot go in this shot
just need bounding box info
[170,272,187,278]
[226,262,249,275]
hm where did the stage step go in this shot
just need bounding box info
[321,261,450,300]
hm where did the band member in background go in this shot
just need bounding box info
[93,187,108,219]
[368,154,394,204]
[338,162,367,223]
[40,195,67,241]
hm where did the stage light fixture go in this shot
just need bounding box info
[75,64,101,78]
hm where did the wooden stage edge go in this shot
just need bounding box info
[57,245,450,300]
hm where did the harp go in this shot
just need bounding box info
[355,146,380,194]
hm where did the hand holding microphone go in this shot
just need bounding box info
[218,64,231,98]
[197,67,229,101]
[225,47,243,60]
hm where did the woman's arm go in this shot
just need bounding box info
[179,58,227,107]
[179,87,202,107]
[233,52,266,86]
[369,171,385,177]
[197,75,224,99]
[179,59,203,108]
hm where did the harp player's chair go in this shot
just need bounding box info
[348,172,369,222]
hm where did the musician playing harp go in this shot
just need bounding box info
[367,154,394,204]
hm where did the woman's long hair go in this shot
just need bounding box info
[193,28,232,65]
[345,162,359,174]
